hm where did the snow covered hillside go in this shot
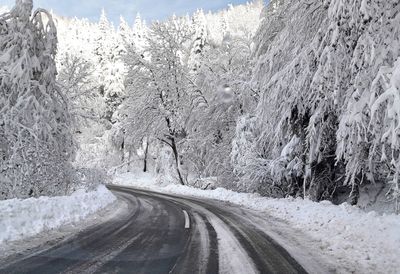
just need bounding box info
[114,172,400,274]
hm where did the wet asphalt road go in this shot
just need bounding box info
[0,186,308,274]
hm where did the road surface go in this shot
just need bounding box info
[0,186,308,274]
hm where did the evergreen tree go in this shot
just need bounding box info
[94,9,125,122]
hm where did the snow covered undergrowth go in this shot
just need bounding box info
[114,172,400,274]
[0,185,116,244]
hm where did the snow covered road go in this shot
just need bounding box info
[0,186,312,274]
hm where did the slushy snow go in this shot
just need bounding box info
[114,172,400,274]
[0,185,116,244]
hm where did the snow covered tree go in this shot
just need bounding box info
[122,17,196,185]
[118,16,137,54]
[231,0,400,209]
[202,0,263,44]
[233,0,348,200]
[132,13,147,52]
[185,31,259,187]
[58,53,105,131]
[94,9,125,122]
[192,9,207,56]
[334,0,400,210]
[0,0,75,199]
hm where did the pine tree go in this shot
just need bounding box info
[118,16,132,48]
[192,9,207,55]
[132,13,147,52]
[94,9,125,122]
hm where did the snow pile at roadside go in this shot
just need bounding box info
[114,172,400,274]
[0,185,116,244]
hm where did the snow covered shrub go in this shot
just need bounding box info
[154,145,180,185]
[192,177,217,190]
[232,116,306,197]
[72,126,116,170]
[0,0,75,199]
[231,115,261,192]
[73,167,110,192]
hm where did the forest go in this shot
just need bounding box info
[1,0,400,213]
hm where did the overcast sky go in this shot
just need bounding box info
[1,0,257,25]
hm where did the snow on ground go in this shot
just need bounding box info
[0,196,127,264]
[114,172,400,274]
[0,185,116,245]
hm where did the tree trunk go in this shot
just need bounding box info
[127,150,132,172]
[121,138,125,163]
[170,137,185,185]
[143,140,149,173]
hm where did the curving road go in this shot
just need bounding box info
[0,186,308,274]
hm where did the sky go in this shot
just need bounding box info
[1,0,258,25]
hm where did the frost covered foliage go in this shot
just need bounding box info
[234,0,400,208]
[0,0,75,199]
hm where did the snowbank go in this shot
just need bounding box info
[0,185,116,244]
[114,172,400,274]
